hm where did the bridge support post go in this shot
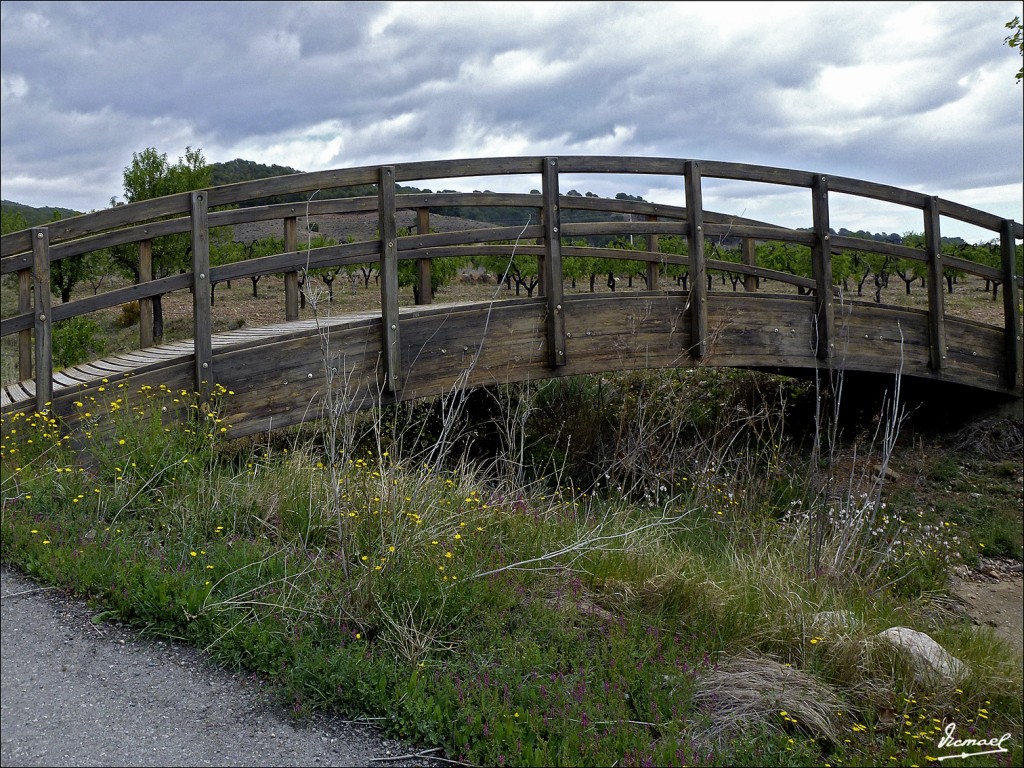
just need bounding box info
[416,207,432,305]
[645,215,659,290]
[542,158,567,367]
[31,228,52,410]
[190,191,213,398]
[284,217,299,321]
[139,239,154,348]
[379,166,402,392]
[741,238,758,292]
[1001,219,1022,389]
[811,175,834,360]
[17,267,31,380]
[924,197,947,371]
[685,161,707,358]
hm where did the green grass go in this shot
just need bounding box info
[2,368,1021,767]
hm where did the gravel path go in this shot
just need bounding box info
[0,566,443,767]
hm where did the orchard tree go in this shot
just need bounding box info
[47,210,87,302]
[110,146,211,340]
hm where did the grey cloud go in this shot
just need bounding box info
[1,0,1020,234]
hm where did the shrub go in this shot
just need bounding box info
[52,317,105,369]
[117,301,141,327]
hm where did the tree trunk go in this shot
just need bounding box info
[153,295,164,341]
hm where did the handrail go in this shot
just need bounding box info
[2,155,1021,414]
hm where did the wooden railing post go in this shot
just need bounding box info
[1001,219,1022,389]
[741,238,758,292]
[17,267,31,379]
[416,207,432,305]
[31,228,52,410]
[378,167,401,393]
[190,191,212,397]
[924,196,947,371]
[138,239,154,348]
[284,217,299,321]
[645,214,659,290]
[684,161,707,358]
[811,175,834,360]
[541,158,567,367]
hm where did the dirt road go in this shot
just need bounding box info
[0,566,441,768]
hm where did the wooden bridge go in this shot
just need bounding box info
[2,156,1021,438]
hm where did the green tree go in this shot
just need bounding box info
[757,241,814,294]
[1,208,29,235]
[111,147,212,340]
[659,235,690,288]
[47,210,85,302]
[1005,16,1023,82]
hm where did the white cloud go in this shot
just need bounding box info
[0,74,28,101]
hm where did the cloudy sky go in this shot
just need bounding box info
[2,0,1022,241]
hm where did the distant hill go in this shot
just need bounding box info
[1,200,81,233]
[210,158,404,208]
[210,158,302,186]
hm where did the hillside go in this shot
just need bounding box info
[1,200,81,233]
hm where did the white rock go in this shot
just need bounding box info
[876,626,969,684]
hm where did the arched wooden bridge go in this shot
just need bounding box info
[2,156,1021,438]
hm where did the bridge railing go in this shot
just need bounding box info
[2,156,1022,412]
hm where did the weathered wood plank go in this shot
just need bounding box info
[1001,218,1023,389]
[379,166,401,393]
[924,196,947,371]
[940,199,1024,240]
[811,175,834,360]
[742,239,757,292]
[191,191,213,396]
[416,207,432,305]
[646,215,660,290]
[685,161,707,358]
[543,158,567,367]
[44,194,191,245]
[139,239,154,349]
[31,228,53,409]
[284,217,299,321]
[0,230,32,259]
